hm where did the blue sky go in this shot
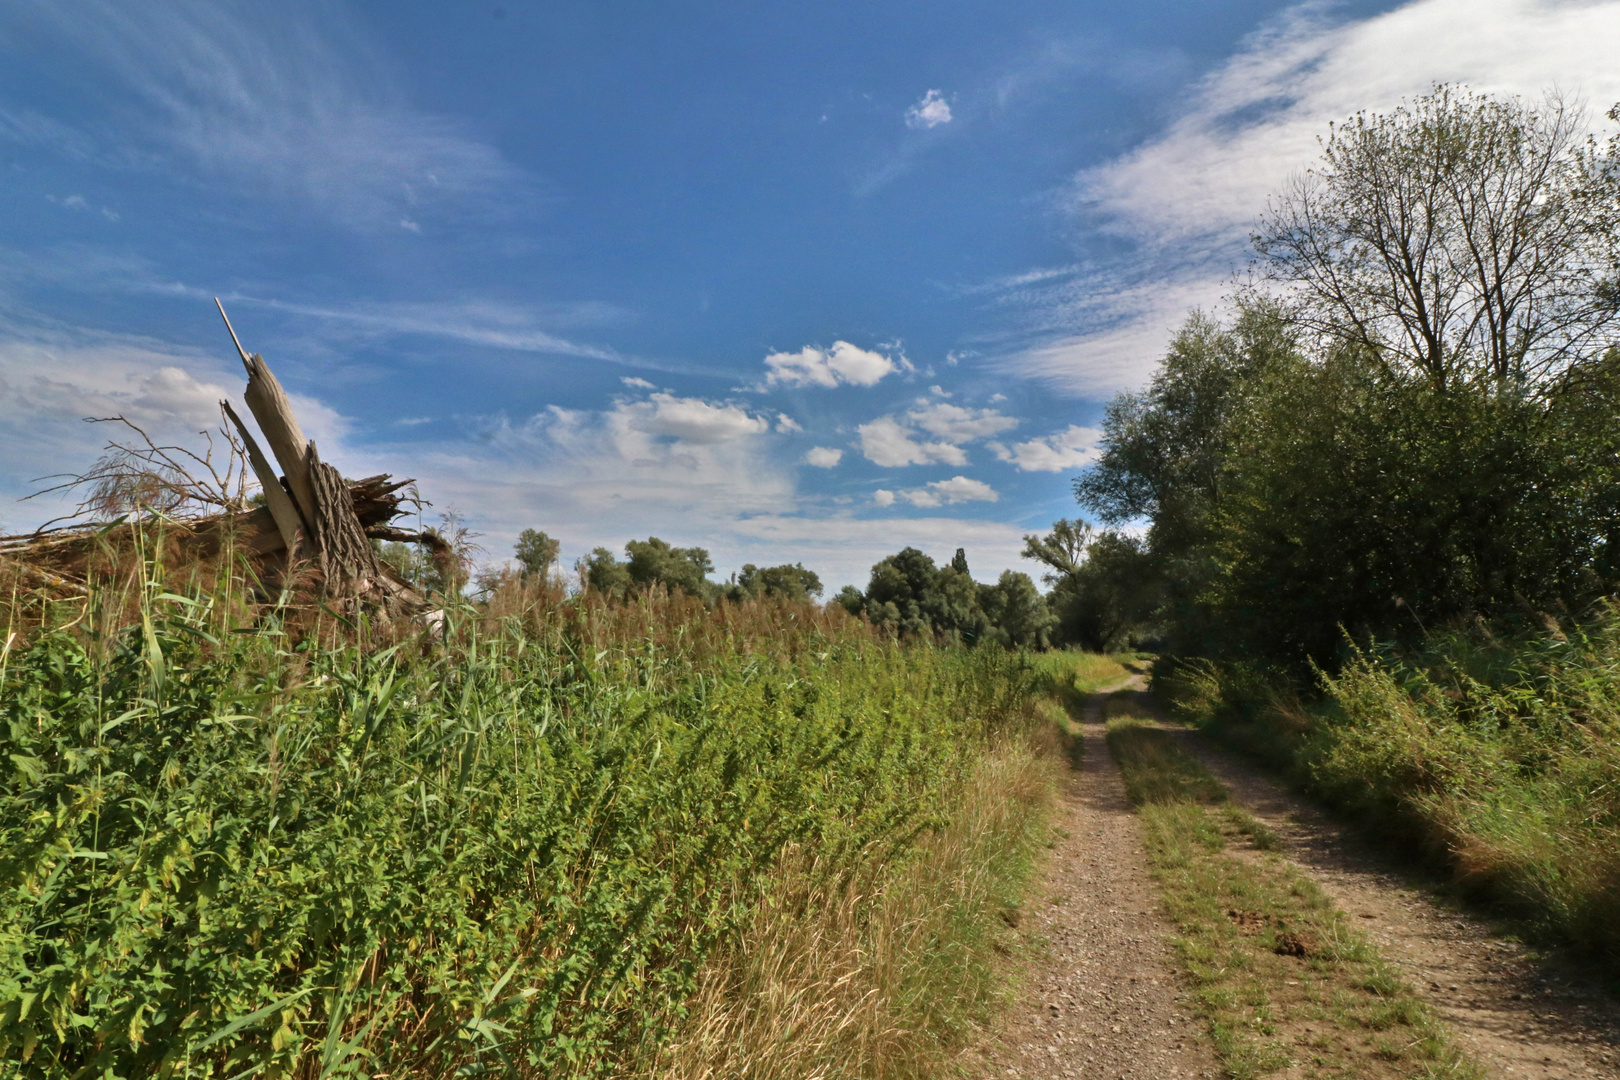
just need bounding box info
[3,0,1618,589]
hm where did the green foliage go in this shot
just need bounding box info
[0,581,1042,1078]
[625,538,714,597]
[859,547,984,642]
[728,562,822,603]
[579,538,715,600]
[513,528,560,579]
[1158,607,1620,962]
[1069,88,1620,669]
[1208,351,1620,664]
[975,570,1055,649]
[580,545,634,598]
[375,538,432,589]
[1022,520,1159,651]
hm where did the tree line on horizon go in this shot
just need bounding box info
[377,86,1620,668]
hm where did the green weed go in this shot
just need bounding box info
[1160,610,1620,964]
[0,559,1054,1079]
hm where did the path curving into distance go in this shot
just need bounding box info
[971,677,1620,1080]
[966,685,1219,1079]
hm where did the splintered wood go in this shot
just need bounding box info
[0,301,449,615]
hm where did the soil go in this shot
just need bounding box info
[963,686,1221,1079]
[1129,683,1620,1080]
[972,679,1620,1080]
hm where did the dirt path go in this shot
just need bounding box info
[1115,686,1620,1080]
[965,688,1221,1079]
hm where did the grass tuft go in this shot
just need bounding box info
[1105,705,1481,1080]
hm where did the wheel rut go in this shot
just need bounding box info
[966,686,1220,1079]
[1113,684,1620,1080]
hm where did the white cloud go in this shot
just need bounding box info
[873,488,896,506]
[0,310,1022,594]
[856,416,967,467]
[905,89,954,129]
[905,400,1018,443]
[399,218,421,233]
[622,393,769,444]
[0,319,353,519]
[775,413,802,433]
[989,424,1103,472]
[892,475,999,508]
[621,376,655,390]
[855,402,1021,467]
[1000,0,1620,396]
[805,446,842,467]
[763,340,902,389]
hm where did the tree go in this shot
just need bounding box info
[859,547,987,642]
[1255,86,1619,392]
[1208,346,1620,664]
[977,570,1056,648]
[1075,303,1298,553]
[624,537,715,597]
[580,547,633,598]
[833,584,865,615]
[1024,520,1159,651]
[514,528,560,579]
[734,562,823,602]
[1022,518,1090,580]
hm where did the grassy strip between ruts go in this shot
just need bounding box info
[1102,695,1481,1080]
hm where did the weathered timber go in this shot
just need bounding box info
[222,400,305,562]
[217,299,319,529]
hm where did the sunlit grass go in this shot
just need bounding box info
[0,543,1064,1079]
[1106,712,1479,1080]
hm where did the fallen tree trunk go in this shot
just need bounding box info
[3,305,451,620]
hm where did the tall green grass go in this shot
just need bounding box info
[1158,609,1620,963]
[0,560,1051,1078]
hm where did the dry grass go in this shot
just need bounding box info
[633,732,1064,1080]
[1105,705,1480,1080]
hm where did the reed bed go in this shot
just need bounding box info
[0,548,1060,1078]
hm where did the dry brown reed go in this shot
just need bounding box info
[474,568,875,665]
[634,731,1062,1080]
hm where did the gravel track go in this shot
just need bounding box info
[967,688,1220,1079]
[1131,685,1620,1080]
[973,680,1620,1080]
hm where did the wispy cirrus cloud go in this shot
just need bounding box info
[997,0,1620,397]
[0,0,535,230]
